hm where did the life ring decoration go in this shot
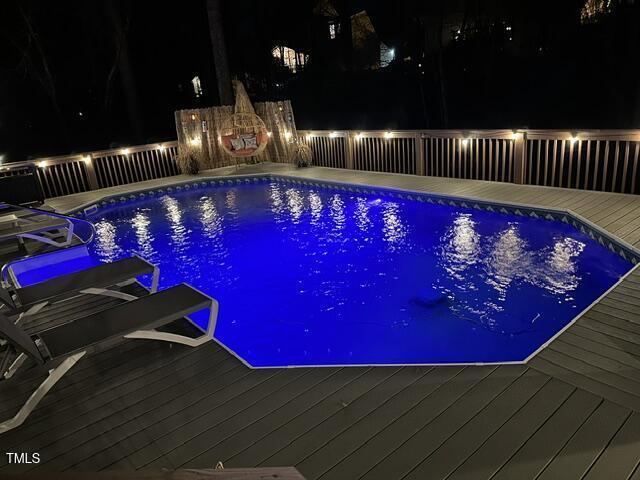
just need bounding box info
[220,112,269,157]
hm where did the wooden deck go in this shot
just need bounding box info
[1,163,640,479]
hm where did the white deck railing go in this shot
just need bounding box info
[0,142,179,198]
[1,130,638,199]
[300,130,640,195]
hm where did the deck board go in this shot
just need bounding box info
[292,366,446,479]
[0,163,639,478]
[491,388,603,480]
[188,366,412,474]
[306,366,495,480]
[582,412,640,480]
[434,378,575,480]
[401,370,556,480]
[357,366,531,480]
[535,401,631,480]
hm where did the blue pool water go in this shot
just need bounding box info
[74,178,631,366]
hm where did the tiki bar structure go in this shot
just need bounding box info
[1,1,640,479]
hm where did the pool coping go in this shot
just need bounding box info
[61,171,640,369]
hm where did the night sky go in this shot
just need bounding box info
[1,0,639,162]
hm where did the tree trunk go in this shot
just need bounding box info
[107,1,143,139]
[207,0,234,106]
[16,4,71,145]
[436,1,448,127]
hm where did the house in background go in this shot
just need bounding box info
[310,0,396,71]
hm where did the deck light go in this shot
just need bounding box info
[158,144,166,151]
[355,132,364,140]
[570,136,578,145]
[267,131,273,137]
[121,148,130,155]
[384,131,393,139]
[305,133,313,140]
[329,132,338,138]
[38,161,47,168]
[284,130,292,140]
[82,156,91,164]
[462,138,469,147]
[189,138,200,147]
[191,114,196,121]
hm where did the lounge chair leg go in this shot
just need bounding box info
[129,252,160,293]
[78,288,138,302]
[18,231,72,248]
[17,220,75,248]
[0,352,85,434]
[124,330,212,347]
[150,266,160,293]
[64,221,75,245]
[125,297,219,347]
[4,353,27,379]
[15,302,49,323]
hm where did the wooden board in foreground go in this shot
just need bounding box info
[0,467,305,480]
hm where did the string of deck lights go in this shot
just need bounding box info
[35,144,170,169]
[30,131,584,169]
[303,130,581,144]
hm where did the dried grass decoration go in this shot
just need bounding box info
[220,82,269,158]
[176,140,202,174]
[290,140,313,167]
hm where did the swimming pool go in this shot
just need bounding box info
[74,176,635,366]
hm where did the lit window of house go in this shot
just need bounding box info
[272,46,309,73]
[329,21,340,39]
[191,76,203,98]
[380,43,395,67]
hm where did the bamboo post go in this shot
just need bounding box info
[513,131,527,184]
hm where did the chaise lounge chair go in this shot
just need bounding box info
[0,255,160,379]
[0,213,75,248]
[1,254,160,317]
[0,282,218,433]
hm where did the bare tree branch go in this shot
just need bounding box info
[104,12,130,111]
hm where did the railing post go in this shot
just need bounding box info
[513,131,527,184]
[344,132,354,170]
[415,134,425,176]
[84,154,100,190]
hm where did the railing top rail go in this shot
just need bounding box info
[4,140,179,169]
[0,163,34,172]
[90,140,178,159]
[299,129,640,141]
[299,129,517,140]
[524,130,640,141]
